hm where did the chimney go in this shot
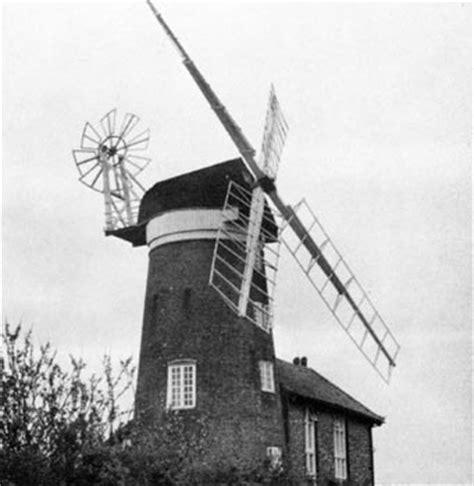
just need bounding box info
[293,357,300,366]
[301,356,307,367]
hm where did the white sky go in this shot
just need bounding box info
[2,2,471,484]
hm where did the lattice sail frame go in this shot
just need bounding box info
[258,84,289,179]
[280,199,401,382]
[210,181,281,332]
[72,109,151,232]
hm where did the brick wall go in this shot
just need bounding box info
[135,239,285,472]
[284,396,375,486]
[347,419,375,486]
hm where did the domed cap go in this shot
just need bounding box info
[108,158,277,246]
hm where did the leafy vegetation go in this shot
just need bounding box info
[0,324,289,485]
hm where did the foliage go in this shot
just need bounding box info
[0,324,290,485]
[1,322,135,484]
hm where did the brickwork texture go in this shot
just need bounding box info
[135,239,285,472]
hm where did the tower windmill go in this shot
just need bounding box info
[71,3,400,479]
[146,1,400,383]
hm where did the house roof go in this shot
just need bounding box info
[276,359,384,425]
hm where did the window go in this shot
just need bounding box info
[259,360,275,393]
[254,302,271,332]
[166,360,196,410]
[333,418,347,480]
[305,408,317,478]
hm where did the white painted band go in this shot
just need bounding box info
[146,208,240,251]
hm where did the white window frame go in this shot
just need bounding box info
[305,408,317,478]
[259,360,275,393]
[166,360,196,410]
[333,417,348,480]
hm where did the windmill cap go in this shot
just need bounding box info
[108,158,278,246]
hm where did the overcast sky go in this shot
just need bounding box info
[2,2,471,484]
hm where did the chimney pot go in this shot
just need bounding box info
[301,356,307,367]
[293,357,300,366]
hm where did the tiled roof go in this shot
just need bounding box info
[276,359,384,425]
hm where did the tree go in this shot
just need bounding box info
[0,322,134,485]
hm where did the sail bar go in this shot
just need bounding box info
[238,186,266,315]
[146,1,398,375]
[146,1,259,165]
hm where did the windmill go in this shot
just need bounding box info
[146,1,400,383]
[72,109,151,232]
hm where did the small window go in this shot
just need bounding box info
[254,302,271,332]
[166,360,196,410]
[305,408,318,478]
[259,360,275,393]
[333,418,347,480]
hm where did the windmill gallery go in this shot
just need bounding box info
[72,2,400,484]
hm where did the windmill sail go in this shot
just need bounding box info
[209,85,288,325]
[210,181,281,331]
[237,86,289,318]
[147,1,400,382]
[258,84,289,179]
[281,200,400,382]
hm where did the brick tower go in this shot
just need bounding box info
[113,158,285,470]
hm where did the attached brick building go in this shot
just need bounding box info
[111,158,384,485]
[278,358,383,485]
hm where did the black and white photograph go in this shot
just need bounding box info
[2,2,471,485]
